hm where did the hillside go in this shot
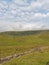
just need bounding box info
[0,30,49,46]
[0,30,49,65]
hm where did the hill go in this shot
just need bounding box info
[0,30,49,65]
[0,30,49,46]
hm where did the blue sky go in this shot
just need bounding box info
[0,0,49,32]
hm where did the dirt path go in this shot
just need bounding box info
[0,46,49,65]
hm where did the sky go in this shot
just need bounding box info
[0,0,49,32]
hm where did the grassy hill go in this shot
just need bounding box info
[0,30,49,46]
[0,30,49,65]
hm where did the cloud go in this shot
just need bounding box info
[0,21,49,32]
[0,0,49,32]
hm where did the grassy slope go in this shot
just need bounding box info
[0,30,49,58]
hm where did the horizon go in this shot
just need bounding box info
[0,29,49,33]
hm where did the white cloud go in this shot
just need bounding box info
[13,0,29,6]
[11,9,17,14]
[34,13,49,18]
[0,0,49,32]
[0,21,49,32]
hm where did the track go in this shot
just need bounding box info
[0,46,49,65]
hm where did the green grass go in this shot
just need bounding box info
[2,48,49,65]
[0,30,49,59]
